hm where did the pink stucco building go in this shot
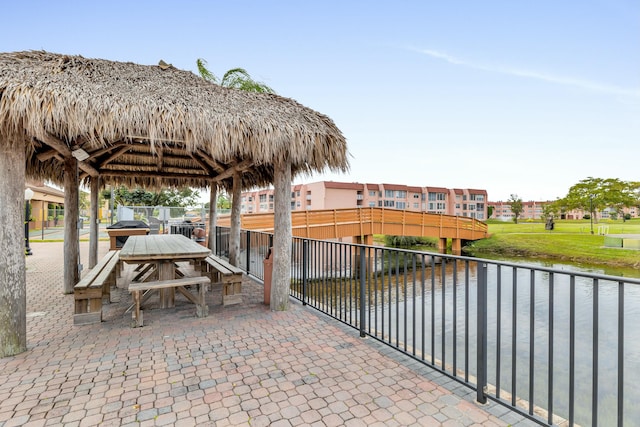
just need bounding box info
[241,181,488,220]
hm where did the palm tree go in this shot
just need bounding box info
[196,58,274,93]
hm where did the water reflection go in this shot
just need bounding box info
[361,259,639,426]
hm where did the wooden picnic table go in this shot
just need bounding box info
[120,235,211,320]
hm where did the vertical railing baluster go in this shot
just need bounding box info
[412,254,416,357]
[388,250,392,345]
[512,266,517,407]
[404,252,408,352]
[569,275,575,426]
[302,240,308,306]
[453,258,457,377]
[529,270,535,415]
[395,251,400,348]
[441,259,446,370]
[476,262,488,404]
[496,265,502,399]
[465,261,470,383]
[245,231,251,275]
[359,245,366,337]
[548,273,554,426]
[592,278,598,426]
[618,280,624,427]
[431,255,435,366]
[421,254,426,361]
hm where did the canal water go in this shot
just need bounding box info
[367,257,640,426]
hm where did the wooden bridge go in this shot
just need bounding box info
[218,207,488,253]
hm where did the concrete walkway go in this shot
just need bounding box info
[0,241,537,427]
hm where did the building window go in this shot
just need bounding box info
[384,200,394,207]
[396,201,406,209]
[369,202,376,207]
[385,190,394,198]
[259,194,266,203]
[428,193,436,201]
[413,203,419,209]
[395,190,406,198]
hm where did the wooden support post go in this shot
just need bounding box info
[271,152,292,311]
[438,238,447,253]
[229,172,241,267]
[0,140,27,357]
[451,238,462,255]
[89,176,99,269]
[63,157,80,294]
[207,184,218,252]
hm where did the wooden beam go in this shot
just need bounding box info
[91,142,130,159]
[189,153,215,176]
[195,149,225,173]
[36,149,57,161]
[99,170,209,179]
[101,146,131,166]
[211,159,253,183]
[38,134,99,178]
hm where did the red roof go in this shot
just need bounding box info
[323,181,364,190]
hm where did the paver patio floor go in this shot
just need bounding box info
[0,241,537,427]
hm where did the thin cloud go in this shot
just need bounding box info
[414,47,640,98]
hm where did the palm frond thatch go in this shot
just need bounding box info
[0,50,349,190]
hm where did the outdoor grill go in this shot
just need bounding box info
[106,220,150,250]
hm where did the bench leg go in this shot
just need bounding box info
[196,283,208,317]
[132,290,143,327]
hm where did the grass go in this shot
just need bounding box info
[463,219,640,269]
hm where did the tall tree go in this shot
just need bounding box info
[508,194,524,224]
[560,177,638,223]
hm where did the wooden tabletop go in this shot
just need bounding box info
[119,234,211,262]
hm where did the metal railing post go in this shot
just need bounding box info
[359,245,366,337]
[476,262,488,404]
[302,240,308,306]
[245,231,251,275]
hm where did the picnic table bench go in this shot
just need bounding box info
[128,275,211,327]
[73,250,119,325]
[204,255,243,305]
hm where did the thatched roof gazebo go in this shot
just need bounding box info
[0,51,348,357]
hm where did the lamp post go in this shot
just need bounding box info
[590,195,594,235]
[24,188,34,255]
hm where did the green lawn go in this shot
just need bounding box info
[464,219,640,269]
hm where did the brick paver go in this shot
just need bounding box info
[0,241,538,426]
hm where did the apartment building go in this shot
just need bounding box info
[241,181,488,219]
[489,200,549,221]
[488,200,638,221]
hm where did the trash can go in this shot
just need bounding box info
[263,247,273,305]
[106,220,150,250]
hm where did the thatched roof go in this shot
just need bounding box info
[0,50,349,190]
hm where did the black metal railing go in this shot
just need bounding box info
[215,226,639,426]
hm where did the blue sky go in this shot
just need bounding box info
[2,0,638,201]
